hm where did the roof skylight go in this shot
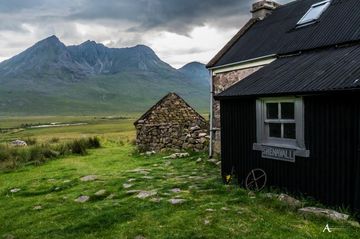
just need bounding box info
[297,0,331,27]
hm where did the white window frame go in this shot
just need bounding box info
[296,0,331,27]
[253,97,310,158]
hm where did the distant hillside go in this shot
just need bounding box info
[0,36,209,116]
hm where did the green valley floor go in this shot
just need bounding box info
[1,144,360,239]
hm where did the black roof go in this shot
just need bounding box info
[210,0,360,68]
[215,44,360,98]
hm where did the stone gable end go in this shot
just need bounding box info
[134,93,209,152]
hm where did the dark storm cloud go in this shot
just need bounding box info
[70,0,253,34]
[0,0,292,35]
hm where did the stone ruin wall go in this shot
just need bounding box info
[212,66,263,156]
[136,123,208,152]
[135,93,209,152]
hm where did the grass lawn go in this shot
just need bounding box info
[0,143,359,239]
[0,117,359,238]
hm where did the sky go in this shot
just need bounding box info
[0,0,291,68]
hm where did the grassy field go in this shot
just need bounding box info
[0,117,359,238]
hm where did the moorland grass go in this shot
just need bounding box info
[0,137,101,170]
[0,144,359,239]
[0,117,359,238]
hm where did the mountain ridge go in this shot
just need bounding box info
[0,36,209,116]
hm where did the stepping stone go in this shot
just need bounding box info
[10,188,21,193]
[75,195,90,203]
[170,188,181,193]
[127,168,151,173]
[123,183,133,189]
[150,197,162,203]
[33,205,42,210]
[278,194,302,208]
[136,191,157,199]
[95,190,106,196]
[126,190,142,195]
[168,198,186,205]
[298,207,349,221]
[106,194,115,200]
[80,175,97,182]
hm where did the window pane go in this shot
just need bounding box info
[297,1,330,25]
[266,103,278,119]
[284,123,296,139]
[281,103,295,119]
[269,123,281,138]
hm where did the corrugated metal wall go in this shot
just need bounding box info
[220,93,360,212]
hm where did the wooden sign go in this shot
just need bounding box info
[261,145,296,162]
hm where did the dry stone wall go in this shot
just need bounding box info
[212,66,263,155]
[135,93,209,152]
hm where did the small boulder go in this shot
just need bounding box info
[10,188,21,193]
[298,207,349,221]
[136,191,157,199]
[80,175,97,182]
[10,140,27,147]
[94,190,107,196]
[123,184,133,189]
[170,188,181,193]
[75,195,90,203]
[33,205,42,210]
[169,198,186,205]
[278,194,302,208]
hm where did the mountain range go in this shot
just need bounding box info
[0,36,209,116]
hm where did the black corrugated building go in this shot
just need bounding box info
[208,0,360,212]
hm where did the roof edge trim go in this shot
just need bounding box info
[206,18,259,68]
[210,54,276,75]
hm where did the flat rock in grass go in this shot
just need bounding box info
[106,194,115,200]
[150,197,162,203]
[348,220,360,228]
[168,198,186,205]
[298,207,349,221]
[75,195,90,203]
[134,236,147,239]
[94,190,107,196]
[278,194,302,208]
[123,183,133,189]
[33,205,42,210]
[127,168,151,174]
[206,208,215,212]
[136,191,157,199]
[10,188,21,193]
[80,175,97,182]
[170,188,181,193]
[163,153,190,159]
[126,190,142,195]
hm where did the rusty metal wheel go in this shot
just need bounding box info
[245,169,267,192]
